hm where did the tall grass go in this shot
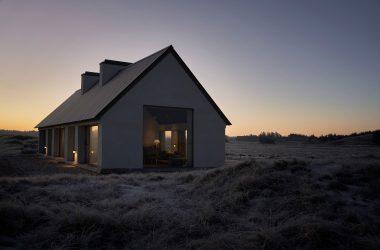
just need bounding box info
[1,159,379,249]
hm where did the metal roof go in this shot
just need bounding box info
[36,45,231,128]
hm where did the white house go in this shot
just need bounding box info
[36,45,231,173]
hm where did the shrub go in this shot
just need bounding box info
[0,202,49,237]
[372,130,380,145]
[9,135,35,141]
[259,136,275,144]
[5,140,23,145]
[258,132,282,144]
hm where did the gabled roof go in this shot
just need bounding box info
[36,45,231,128]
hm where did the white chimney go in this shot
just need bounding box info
[81,72,99,94]
[100,59,131,86]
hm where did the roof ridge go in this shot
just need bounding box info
[132,45,172,65]
[102,45,173,86]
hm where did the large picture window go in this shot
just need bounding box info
[143,106,193,167]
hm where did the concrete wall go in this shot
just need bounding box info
[52,128,60,157]
[75,126,87,163]
[64,126,75,161]
[100,52,226,169]
[46,129,52,156]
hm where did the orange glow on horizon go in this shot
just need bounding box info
[225,126,380,137]
[1,1,380,139]
[1,113,378,137]
[1,119,39,132]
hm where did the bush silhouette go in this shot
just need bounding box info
[372,130,380,145]
[258,132,281,144]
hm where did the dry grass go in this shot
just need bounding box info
[0,141,380,249]
[0,134,38,156]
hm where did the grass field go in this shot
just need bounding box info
[0,135,380,249]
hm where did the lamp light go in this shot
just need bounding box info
[72,149,78,164]
[154,139,160,166]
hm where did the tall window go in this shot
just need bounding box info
[87,125,98,165]
[143,106,193,167]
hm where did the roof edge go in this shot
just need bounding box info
[96,45,231,125]
[169,47,232,125]
[81,71,99,76]
[36,45,231,128]
[100,59,131,66]
[95,46,173,119]
[36,118,99,129]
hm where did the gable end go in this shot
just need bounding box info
[97,46,231,125]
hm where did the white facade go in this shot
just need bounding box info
[37,46,230,173]
[100,53,226,169]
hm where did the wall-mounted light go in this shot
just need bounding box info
[73,150,76,154]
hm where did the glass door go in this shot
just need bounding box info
[88,125,98,165]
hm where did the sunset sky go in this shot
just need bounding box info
[0,0,379,136]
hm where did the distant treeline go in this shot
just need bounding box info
[233,130,380,145]
[0,129,38,137]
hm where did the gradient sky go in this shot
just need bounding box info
[0,0,379,136]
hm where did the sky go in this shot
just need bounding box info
[0,0,379,136]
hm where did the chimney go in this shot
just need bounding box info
[100,59,131,86]
[81,71,99,94]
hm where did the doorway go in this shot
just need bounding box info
[87,125,98,165]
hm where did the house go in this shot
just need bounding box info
[36,45,231,172]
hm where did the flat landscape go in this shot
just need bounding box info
[1,135,380,249]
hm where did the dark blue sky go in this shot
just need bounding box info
[0,0,379,134]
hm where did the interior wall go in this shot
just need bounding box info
[143,109,159,147]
